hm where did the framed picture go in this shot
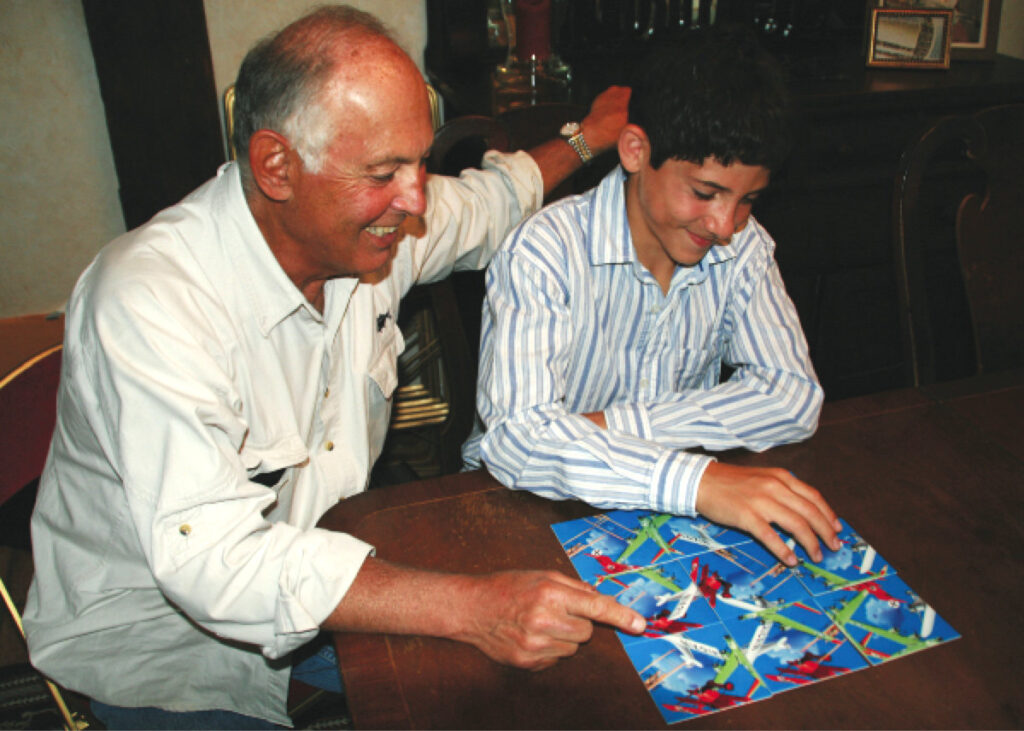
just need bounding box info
[871,1,1002,60]
[867,8,953,69]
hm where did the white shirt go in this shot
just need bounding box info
[24,153,541,726]
[464,165,822,516]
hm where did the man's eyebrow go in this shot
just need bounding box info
[366,151,431,170]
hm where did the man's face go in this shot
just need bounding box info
[279,51,435,280]
[626,155,771,269]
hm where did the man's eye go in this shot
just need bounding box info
[371,173,396,184]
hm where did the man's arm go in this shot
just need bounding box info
[526,86,629,197]
[322,556,644,670]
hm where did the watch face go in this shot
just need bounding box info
[560,121,581,138]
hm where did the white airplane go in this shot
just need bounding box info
[654,582,702,621]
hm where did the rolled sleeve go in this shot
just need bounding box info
[270,528,373,658]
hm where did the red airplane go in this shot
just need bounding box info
[663,679,754,715]
[766,652,848,685]
[691,557,733,608]
[643,610,703,637]
[844,578,904,605]
[590,553,635,575]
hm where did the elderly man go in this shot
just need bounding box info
[24,6,640,728]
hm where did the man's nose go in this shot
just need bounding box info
[393,164,427,216]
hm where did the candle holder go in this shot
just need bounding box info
[491,0,572,114]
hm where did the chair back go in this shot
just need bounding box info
[893,103,1024,385]
[0,343,82,729]
[373,114,512,483]
[0,345,62,507]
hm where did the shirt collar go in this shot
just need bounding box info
[210,163,352,335]
[585,165,739,278]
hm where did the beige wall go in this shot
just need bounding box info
[0,1,125,317]
[0,2,1021,318]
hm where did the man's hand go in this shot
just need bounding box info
[528,85,631,195]
[695,462,842,566]
[324,559,643,672]
[454,570,645,671]
[580,86,631,156]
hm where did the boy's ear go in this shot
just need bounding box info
[618,124,649,174]
[248,130,295,202]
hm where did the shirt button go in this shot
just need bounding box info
[179,524,191,536]
[640,379,649,388]
[324,441,335,452]
[323,387,330,399]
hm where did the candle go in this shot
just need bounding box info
[516,0,551,61]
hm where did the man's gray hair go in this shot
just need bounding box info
[231,5,394,182]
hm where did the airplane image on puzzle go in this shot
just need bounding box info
[552,509,960,723]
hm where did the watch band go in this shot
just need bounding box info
[560,121,594,164]
[567,131,593,164]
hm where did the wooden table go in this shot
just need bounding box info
[322,372,1024,729]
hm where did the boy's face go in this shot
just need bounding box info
[625,154,771,270]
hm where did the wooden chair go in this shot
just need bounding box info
[373,115,511,483]
[0,344,86,730]
[893,103,1024,386]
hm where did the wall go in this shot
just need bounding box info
[0,1,1020,318]
[0,1,124,317]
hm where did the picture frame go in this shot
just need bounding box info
[871,1,1002,60]
[866,8,952,69]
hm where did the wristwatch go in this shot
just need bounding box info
[559,121,593,164]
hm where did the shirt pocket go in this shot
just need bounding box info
[366,292,404,402]
[365,299,404,460]
[240,433,309,481]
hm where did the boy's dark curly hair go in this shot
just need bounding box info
[628,24,793,172]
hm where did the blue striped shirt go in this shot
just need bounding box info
[462,165,823,516]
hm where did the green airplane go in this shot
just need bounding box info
[738,601,839,646]
[710,634,768,691]
[615,514,676,563]
[798,560,889,592]
[590,553,687,595]
[827,591,940,659]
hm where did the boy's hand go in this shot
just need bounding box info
[694,462,842,566]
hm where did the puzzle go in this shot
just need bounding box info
[551,511,959,723]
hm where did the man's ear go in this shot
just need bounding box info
[618,124,649,174]
[248,130,295,202]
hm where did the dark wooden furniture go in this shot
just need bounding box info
[894,103,1024,386]
[323,370,1024,729]
[426,2,1024,400]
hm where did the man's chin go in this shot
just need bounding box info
[358,255,395,285]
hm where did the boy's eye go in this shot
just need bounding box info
[693,189,715,201]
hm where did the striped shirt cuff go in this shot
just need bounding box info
[649,450,715,517]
